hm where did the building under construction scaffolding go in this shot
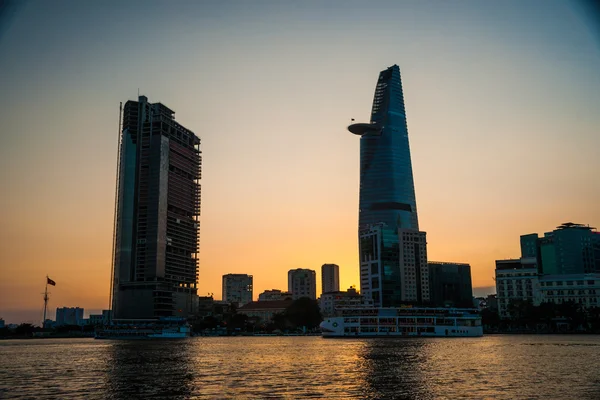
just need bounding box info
[111,96,201,319]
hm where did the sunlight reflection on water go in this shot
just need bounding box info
[1,335,600,399]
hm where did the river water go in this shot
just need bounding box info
[1,335,599,399]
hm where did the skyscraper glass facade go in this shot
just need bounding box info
[359,65,419,231]
[351,65,423,307]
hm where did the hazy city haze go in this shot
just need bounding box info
[1,0,599,323]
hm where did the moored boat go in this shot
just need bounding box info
[320,307,483,338]
[95,317,191,339]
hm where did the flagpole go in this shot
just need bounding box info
[42,275,49,329]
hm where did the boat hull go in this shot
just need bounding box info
[320,308,483,338]
[95,325,191,340]
[321,326,483,338]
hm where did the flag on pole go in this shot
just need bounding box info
[47,277,56,286]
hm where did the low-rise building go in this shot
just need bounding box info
[495,258,539,319]
[197,296,215,317]
[485,294,498,311]
[319,287,372,317]
[538,274,600,308]
[222,274,253,307]
[89,314,104,326]
[288,269,317,300]
[55,307,84,326]
[101,310,111,324]
[237,300,293,322]
[258,289,292,302]
[428,261,473,308]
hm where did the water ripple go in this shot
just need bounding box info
[1,335,600,399]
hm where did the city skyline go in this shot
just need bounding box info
[1,1,599,323]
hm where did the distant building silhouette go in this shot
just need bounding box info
[89,314,104,326]
[237,300,293,322]
[111,96,201,320]
[222,274,253,306]
[520,222,600,275]
[288,269,316,300]
[320,287,372,317]
[55,307,84,326]
[321,264,340,294]
[495,258,538,319]
[496,223,600,319]
[428,262,473,308]
[258,289,292,302]
[348,65,428,307]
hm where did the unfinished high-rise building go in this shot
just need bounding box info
[111,96,201,320]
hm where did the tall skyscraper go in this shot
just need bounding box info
[321,264,340,294]
[349,65,428,307]
[111,96,201,320]
[222,274,253,306]
[350,64,419,231]
[288,269,317,300]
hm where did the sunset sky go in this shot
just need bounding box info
[1,1,599,323]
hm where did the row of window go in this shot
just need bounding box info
[544,289,597,295]
[540,280,596,286]
[498,290,534,297]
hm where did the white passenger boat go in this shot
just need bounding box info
[95,317,191,339]
[320,307,483,338]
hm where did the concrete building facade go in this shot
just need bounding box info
[399,229,429,304]
[428,261,473,308]
[55,307,84,326]
[222,274,253,306]
[288,269,317,300]
[538,274,600,308]
[111,96,201,320]
[495,258,539,319]
[258,289,292,302]
[321,264,340,294]
[319,287,372,317]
